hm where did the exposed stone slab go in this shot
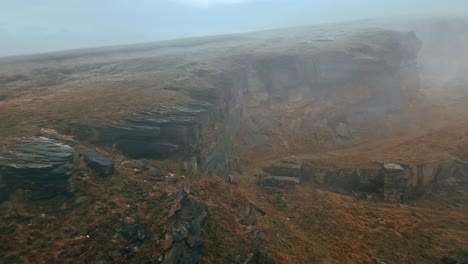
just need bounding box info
[0,137,75,201]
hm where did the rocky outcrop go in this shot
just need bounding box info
[261,160,302,187]
[163,187,208,264]
[80,150,114,176]
[70,97,240,178]
[301,159,468,202]
[0,137,75,201]
[72,101,215,159]
[302,166,385,196]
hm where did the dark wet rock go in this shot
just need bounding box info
[163,186,208,264]
[441,256,464,264]
[80,150,114,176]
[110,219,151,262]
[118,221,151,244]
[0,137,75,201]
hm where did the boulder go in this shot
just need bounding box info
[80,150,114,176]
[335,122,351,138]
[148,166,166,181]
[0,137,75,201]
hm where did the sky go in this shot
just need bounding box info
[1,0,467,57]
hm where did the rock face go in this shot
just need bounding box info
[411,160,468,195]
[302,159,468,202]
[0,137,75,201]
[236,30,421,145]
[80,150,114,176]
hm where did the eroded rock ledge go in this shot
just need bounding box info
[268,159,468,202]
[0,137,74,201]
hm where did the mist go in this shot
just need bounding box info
[1,0,468,57]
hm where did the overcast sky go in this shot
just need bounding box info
[1,0,467,57]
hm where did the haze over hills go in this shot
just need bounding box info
[1,0,468,57]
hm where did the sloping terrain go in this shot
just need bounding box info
[0,19,467,264]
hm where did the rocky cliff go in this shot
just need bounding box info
[35,28,422,179]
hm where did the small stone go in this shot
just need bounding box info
[60,203,68,210]
[162,233,174,250]
[75,196,91,204]
[229,175,238,184]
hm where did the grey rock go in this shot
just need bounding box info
[229,174,238,184]
[80,150,114,176]
[335,122,351,138]
[148,166,166,181]
[263,162,302,178]
[0,137,75,201]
